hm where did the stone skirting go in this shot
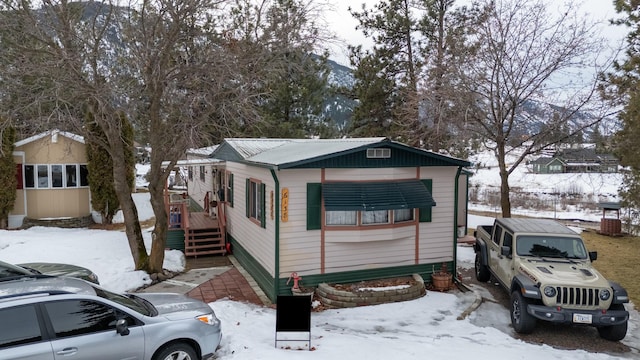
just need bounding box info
[21,215,94,229]
[316,274,426,308]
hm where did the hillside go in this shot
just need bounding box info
[468,149,622,223]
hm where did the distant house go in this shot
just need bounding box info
[199,137,471,302]
[530,148,618,174]
[9,130,91,229]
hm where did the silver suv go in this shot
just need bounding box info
[0,276,222,360]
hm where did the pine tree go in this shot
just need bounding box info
[228,0,332,138]
[86,111,119,225]
[348,0,479,149]
[603,0,640,231]
[0,124,17,229]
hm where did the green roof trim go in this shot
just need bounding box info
[323,180,436,211]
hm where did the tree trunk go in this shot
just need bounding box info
[497,144,512,218]
[147,175,168,275]
[112,152,148,270]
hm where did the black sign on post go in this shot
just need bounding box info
[274,295,312,350]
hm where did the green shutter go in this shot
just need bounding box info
[260,183,266,228]
[229,174,234,207]
[307,183,322,230]
[245,178,250,218]
[419,179,433,223]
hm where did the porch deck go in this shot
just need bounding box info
[188,211,220,229]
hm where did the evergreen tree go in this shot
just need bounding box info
[348,0,479,149]
[604,0,640,231]
[225,0,333,138]
[86,110,135,225]
[86,111,119,225]
[0,124,16,229]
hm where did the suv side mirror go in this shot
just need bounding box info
[501,246,512,258]
[589,251,597,262]
[116,319,130,336]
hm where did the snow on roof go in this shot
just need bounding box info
[225,137,387,165]
[14,129,85,147]
[187,145,218,156]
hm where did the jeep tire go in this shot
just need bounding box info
[597,304,628,341]
[511,290,536,334]
[475,252,490,282]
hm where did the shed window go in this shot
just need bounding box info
[24,165,34,188]
[37,165,48,188]
[24,164,88,189]
[65,165,78,187]
[51,165,63,188]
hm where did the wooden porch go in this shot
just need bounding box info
[166,191,226,257]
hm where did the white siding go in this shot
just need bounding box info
[227,164,460,277]
[277,169,322,277]
[224,162,276,275]
[324,226,416,272]
[418,167,457,264]
[324,167,417,181]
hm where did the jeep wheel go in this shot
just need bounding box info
[597,304,628,341]
[475,252,490,282]
[511,290,536,334]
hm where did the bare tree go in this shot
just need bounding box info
[459,0,615,217]
[0,0,267,274]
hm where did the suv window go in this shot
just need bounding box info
[492,226,503,245]
[45,300,133,339]
[0,305,42,348]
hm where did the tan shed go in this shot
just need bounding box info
[9,130,91,228]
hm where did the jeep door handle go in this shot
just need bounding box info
[56,347,78,356]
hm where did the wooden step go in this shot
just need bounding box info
[184,248,226,256]
[183,225,226,257]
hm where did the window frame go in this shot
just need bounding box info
[23,163,89,189]
[325,208,416,228]
[245,177,265,228]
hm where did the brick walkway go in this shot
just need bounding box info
[186,265,264,306]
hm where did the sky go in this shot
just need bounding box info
[1,159,639,359]
[325,0,627,66]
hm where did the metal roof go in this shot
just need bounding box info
[223,137,387,166]
[186,145,218,157]
[216,137,470,169]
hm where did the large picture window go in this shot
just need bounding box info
[24,164,89,189]
[309,180,435,230]
[325,209,414,227]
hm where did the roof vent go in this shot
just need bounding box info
[367,148,391,159]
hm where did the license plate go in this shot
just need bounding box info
[573,314,592,324]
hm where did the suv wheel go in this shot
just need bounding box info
[154,343,197,360]
[511,290,536,334]
[597,304,628,341]
[475,252,490,282]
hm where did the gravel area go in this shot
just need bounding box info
[457,266,635,357]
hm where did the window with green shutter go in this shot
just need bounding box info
[307,183,322,230]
